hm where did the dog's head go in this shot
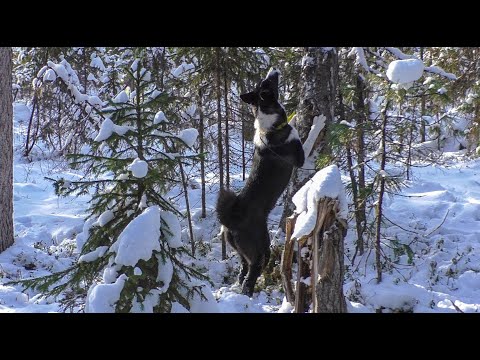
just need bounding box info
[240,68,282,118]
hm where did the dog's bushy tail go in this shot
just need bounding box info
[216,189,241,230]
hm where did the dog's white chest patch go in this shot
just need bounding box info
[255,111,278,131]
[254,110,278,148]
[254,129,267,148]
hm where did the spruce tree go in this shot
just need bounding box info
[17,56,215,313]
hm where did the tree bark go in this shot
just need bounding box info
[313,200,348,313]
[0,47,14,253]
[284,198,347,313]
[280,47,338,230]
[375,102,390,283]
[215,48,226,260]
[178,160,195,256]
[420,47,426,143]
[24,93,38,158]
[198,87,206,219]
[354,74,367,255]
[223,70,230,190]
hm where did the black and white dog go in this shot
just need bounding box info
[216,68,305,297]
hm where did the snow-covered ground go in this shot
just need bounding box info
[344,154,480,313]
[1,102,479,313]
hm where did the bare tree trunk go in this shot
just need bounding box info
[24,93,38,158]
[346,145,362,258]
[420,47,426,143]
[406,121,414,181]
[239,84,247,182]
[223,70,230,190]
[178,160,195,256]
[198,87,206,219]
[280,47,338,230]
[354,74,367,255]
[82,47,88,94]
[0,47,14,253]
[215,48,226,260]
[375,102,389,283]
[241,111,246,181]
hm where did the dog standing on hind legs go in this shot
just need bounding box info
[216,67,305,297]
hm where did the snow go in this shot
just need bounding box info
[278,297,294,313]
[88,96,103,108]
[178,128,199,148]
[85,274,127,313]
[130,59,139,72]
[5,98,480,314]
[90,56,105,71]
[113,90,129,104]
[385,47,414,60]
[47,61,68,82]
[139,193,147,209]
[154,111,167,124]
[150,89,162,99]
[189,284,219,313]
[76,217,97,252]
[348,47,369,72]
[437,87,447,95]
[141,69,151,82]
[43,69,57,82]
[113,124,133,136]
[13,103,31,123]
[97,210,114,227]
[78,246,109,263]
[111,206,161,267]
[386,59,425,85]
[130,289,160,313]
[303,114,326,158]
[94,118,114,142]
[156,255,173,293]
[171,302,190,313]
[425,65,457,80]
[127,158,148,178]
[291,165,348,240]
[37,66,48,78]
[160,211,182,248]
[103,264,118,284]
[172,62,195,78]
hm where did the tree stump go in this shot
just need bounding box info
[281,197,347,313]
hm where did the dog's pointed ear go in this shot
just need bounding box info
[240,91,257,105]
[266,69,280,85]
[262,69,280,100]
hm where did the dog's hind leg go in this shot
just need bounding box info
[222,226,249,286]
[241,259,263,297]
[238,257,249,285]
[241,226,271,297]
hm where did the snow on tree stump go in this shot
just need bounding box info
[281,165,348,313]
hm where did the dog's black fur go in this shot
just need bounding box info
[216,68,305,297]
